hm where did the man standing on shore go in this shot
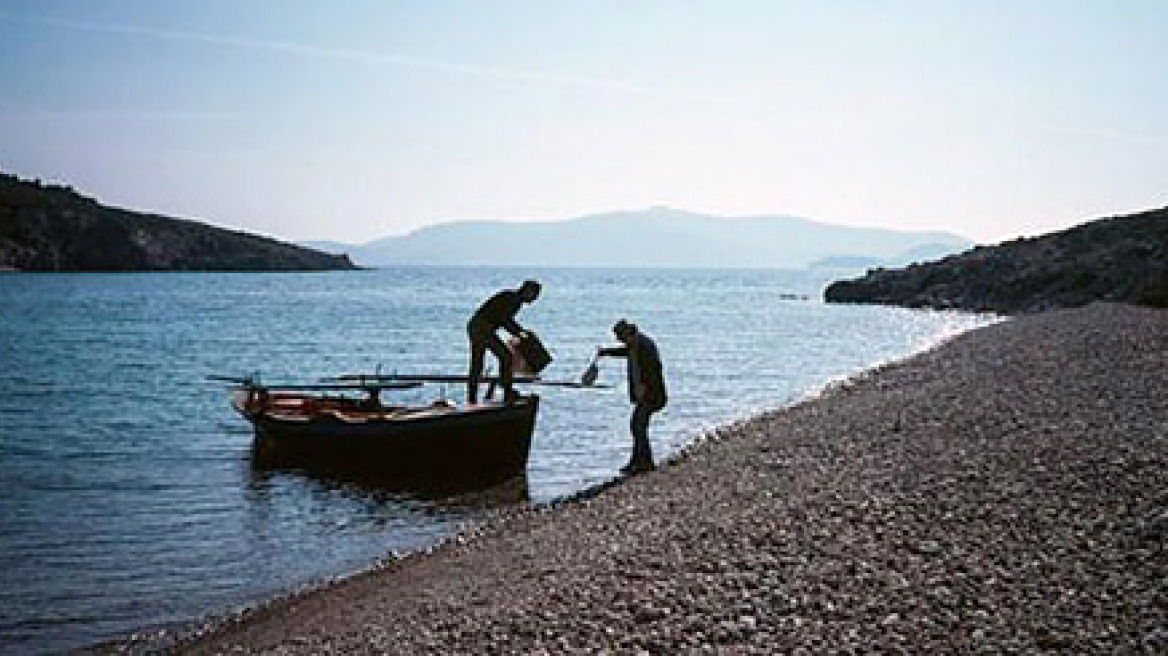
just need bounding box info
[596,319,667,474]
[467,280,541,405]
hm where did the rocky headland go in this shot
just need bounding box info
[130,302,1167,654]
[824,206,1168,313]
[0,173,354,272]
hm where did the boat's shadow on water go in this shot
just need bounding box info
[246,445,531,510]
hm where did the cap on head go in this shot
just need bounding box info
[519,279,541,300]
[613,319,637,339]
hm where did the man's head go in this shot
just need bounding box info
[519,279,541,303]
[613,319,638,345]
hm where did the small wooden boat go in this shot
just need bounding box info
[220,376,539,486]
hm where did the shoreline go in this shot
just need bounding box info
[117,303,1166,653]
[101,311,981,653]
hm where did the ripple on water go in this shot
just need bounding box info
[0,267,995,652]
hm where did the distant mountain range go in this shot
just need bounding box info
[305,207,973,269]
[0,173,354,272]
[825,205,1168,313]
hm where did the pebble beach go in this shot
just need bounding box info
[159,302,1167,654]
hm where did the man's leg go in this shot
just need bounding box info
[627,402,656,471]
[485,333,516,402]
[467,337,487,404]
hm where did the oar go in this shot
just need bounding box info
[207,375,421,391]
[528,379,611,389]
[207,374,258,386]
[328,373,540,384]
[327,372,611,389]
[250,381,423,392]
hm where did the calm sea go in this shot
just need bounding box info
[0,267,993,653]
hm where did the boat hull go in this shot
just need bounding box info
[238,394,538,486]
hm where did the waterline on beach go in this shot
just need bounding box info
[0,267,994,653]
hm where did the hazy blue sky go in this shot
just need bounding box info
[2,1,1166,244]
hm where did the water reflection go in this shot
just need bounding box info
[246,449,530,510]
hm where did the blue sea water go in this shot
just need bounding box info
[0,267,993,653]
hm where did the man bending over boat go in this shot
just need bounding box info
[595,320,667,474]
[467,280,542,405]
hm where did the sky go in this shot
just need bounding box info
[1,1,1167,245]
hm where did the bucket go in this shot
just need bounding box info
[508,331,553,376]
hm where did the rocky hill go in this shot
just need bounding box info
[0,173,354,272]
[824,206,1168,313]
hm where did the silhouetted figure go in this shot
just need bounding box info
[596,320,667,474]
[467,280,541,404]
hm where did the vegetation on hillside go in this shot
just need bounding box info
[825,206,1168,313]
[0,173,354,272]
